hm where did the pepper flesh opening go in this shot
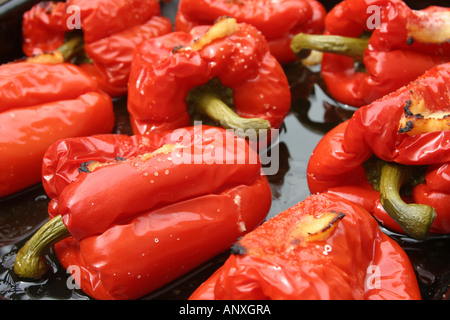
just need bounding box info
[14,215,70,280]
[407,10,450,44]
[79,144,179,173]
[398,96,450,135]
[379,162,436,240]
[286,210,345,248]
[189,17,239,51]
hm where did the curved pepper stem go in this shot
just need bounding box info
[14,215,70,280]
[379,162,436,240]
[56,36,86,62]
[195,92,272,135]
[291,33,369,61]
[26,36,85,64]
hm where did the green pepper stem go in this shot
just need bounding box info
[14,215,70,280]
[57,36,85,62]
[291,33,369,61]
[25,36,85,64]
[195,92,271,135]
[379,163,436,240]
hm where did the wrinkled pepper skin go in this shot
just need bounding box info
[127,19,291,136]
[42,125,272,300]
[22,2,67,56]
[22,0,172,97]
[307,63,450,235]
[0,62,114,198]
[190,193,421,300]
[175,0,326,63]
[322,0,450,107]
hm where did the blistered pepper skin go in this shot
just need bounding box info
[22,0,172,97]
[41,126,272,300]
[307,63,450,236]
[127,20,291,136]
[190,193,421,300]
[175,0,326,63]
[321,0,450,107]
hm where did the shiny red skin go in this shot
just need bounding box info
[42,126,272,299]
[321,0,450,107]
[175,0,326,63]
[127,22,291,136]
[190,193,421,300]
[307,63,450,235]
[22,0,172,97]
[0,62,114,198]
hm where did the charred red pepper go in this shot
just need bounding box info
[307,63,450,240]
[291,0,450,107]
[175,0,326,63]
[22,0,172,97]
[14,125,272,300]
[0,55,114,198]
[190,192,421,300]
[128,17,291,136]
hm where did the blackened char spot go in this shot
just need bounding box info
[230,242,247,255]
[78,161,95,173]
[399,121,414,133]
[403,100,413,116]
[172,45,185,53]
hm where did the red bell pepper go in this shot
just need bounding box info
[290,0,450,107]
[190,192,421,300]
[0,58,114,198]
[22,0,172,97]
[22,2,67,56]
[175,0,326,63]
[14,125,272,300]
[128,17,291,136]
[307,63,450,240]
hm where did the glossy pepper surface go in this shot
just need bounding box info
[190,192,421,300]
[175,0,326,63]
[22,0,172,97]
[0,60,114,198]
[291,0,450,107]
[307,63,450,239]
[14,125,272,300]
[127,17,291,136]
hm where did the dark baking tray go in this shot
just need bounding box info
[0,0,449,300]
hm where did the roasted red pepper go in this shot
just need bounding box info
[175,0,326,63]
[22,1,67,56]
[291,0,450,107]
[190,192,421,300]
[0,58,114,198]
[307,63,450,240]
[14,125,272,300]
[22,0,172,97]
[127,17,291,136]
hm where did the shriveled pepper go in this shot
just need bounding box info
[127,17,291,136]
[22,0,172,97]
[190,192,421,300]
[175,0,326,63]
[0,51,115,198]
[14,125,272,300]
[307,63,450,240]
[291,0,450,107]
